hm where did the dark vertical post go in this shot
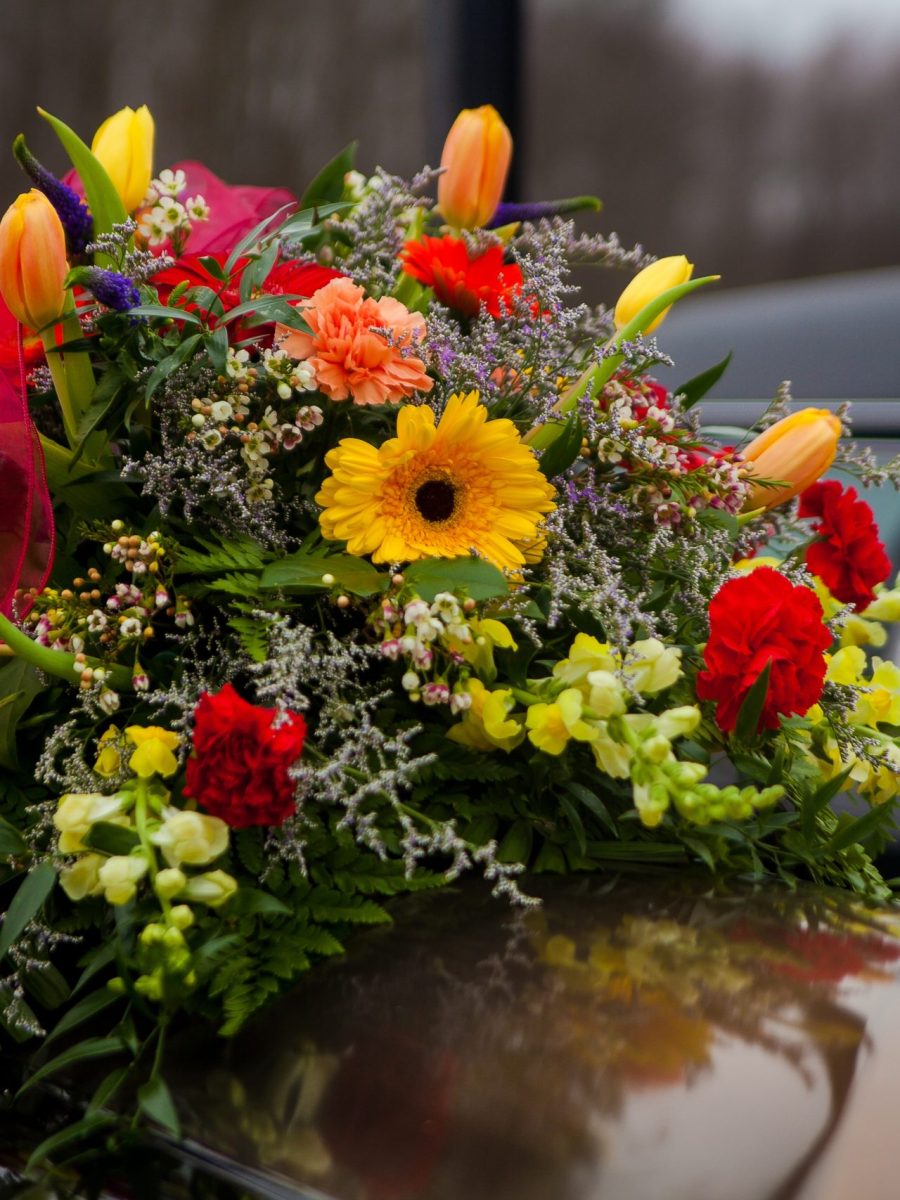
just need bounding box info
[425,0,524,199]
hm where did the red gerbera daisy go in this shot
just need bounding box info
[401,234,524,318]
[153,253,342,340]
[798,479,891,611]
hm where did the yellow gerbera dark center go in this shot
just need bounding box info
[414,478,457,523]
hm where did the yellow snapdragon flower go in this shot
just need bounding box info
[526,689,598,755]
[125,725,181,778]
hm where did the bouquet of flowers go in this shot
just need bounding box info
[2,101,900,1162]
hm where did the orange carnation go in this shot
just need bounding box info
[275,277,433,406]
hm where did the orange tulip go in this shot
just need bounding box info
[438,105,512,229]
[741,408,842,511]
[0,190,68,330]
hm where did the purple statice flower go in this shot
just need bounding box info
[80,267,140,312]
[487,196,601,229]
[13,135,93,255]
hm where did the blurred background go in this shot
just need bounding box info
[3,0,900,291]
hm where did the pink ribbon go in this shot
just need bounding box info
[0,328,55,617]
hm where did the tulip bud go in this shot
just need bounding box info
[91,104,155,213]
[438,105,512,229]
[614,255,694,334]
[741,408,842,512]
[0,190,69,330]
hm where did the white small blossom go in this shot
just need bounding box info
[209,399,234,422]
[296,402,322,427]
[154,168,187,197]
[200,429,223,450]
[87,609,108,633]
[120,617,143,638]
[246,478,274,503]
[226,348,252,381]
[185,194,210,221]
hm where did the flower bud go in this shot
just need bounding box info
[438,105,512,229]
[91,105,155,213]
[741,408,842,512]
[0,190,69,329]
[154,866,187,900]
[184,869,238,908]
[614,255,693,334]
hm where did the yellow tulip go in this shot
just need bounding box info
[614,255,694,333]
[438,105,512,229]
[0,190,68,329]
[91,104,155,213]
[741,408,842,511]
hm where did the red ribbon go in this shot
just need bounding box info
[0,327,55,617]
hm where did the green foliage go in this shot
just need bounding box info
[404,556,509,601]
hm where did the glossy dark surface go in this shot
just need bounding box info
[164,875,900,1200]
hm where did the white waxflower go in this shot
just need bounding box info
[246,479,274,503]
[226,348,252,381]
[296,403,323,428]
[137,213,168,247]
[154,168,187,197]
[185,194,210,221]
[209,399,234,422]
[201,429,223,450]
[153,199,188,234]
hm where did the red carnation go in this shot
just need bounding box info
[153,253,341,340]
[184,683,307,828]
[401,234,524,318]
[798,479,890,611]
[696,567,831,733]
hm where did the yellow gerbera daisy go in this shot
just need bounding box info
[315,391,556,568]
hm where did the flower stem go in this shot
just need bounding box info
[0,610,132,690]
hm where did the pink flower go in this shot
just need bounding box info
[276,277,433,406]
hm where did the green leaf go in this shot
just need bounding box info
[138,1074,181,1137]
[734,661,772,742]
[239,241,280,300]
[86,1065,130,1115]
[538,414,583,479]
[278,201,354,241]
[0,658,44,769]
[225,888,292,917]
[72,942,116,996]
[826,804,896,854]
[128,303,204,326]
[224,203,296,274]
[300,142,358,208]
[260,552,387,597]
[497,819,533,865]
[22,963,71,1010]
[0,861,56,961]
[558,792,587,856]
[801,765,856,841]
[674,352,733,410]
[563,781,616,833]
[39,108,127,256]
[82,821,140,856]
[403,556,509,602]
[0,814,27,858]
[533,840,567,874]
[221,294,311,329]
[44,987,124,1047]
[72,367,125,455]
[18,1034,124,1095]
[198,255,229,282]
[25,1113,116,1172]
[205,324,230,375]
[144,332,204,400]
